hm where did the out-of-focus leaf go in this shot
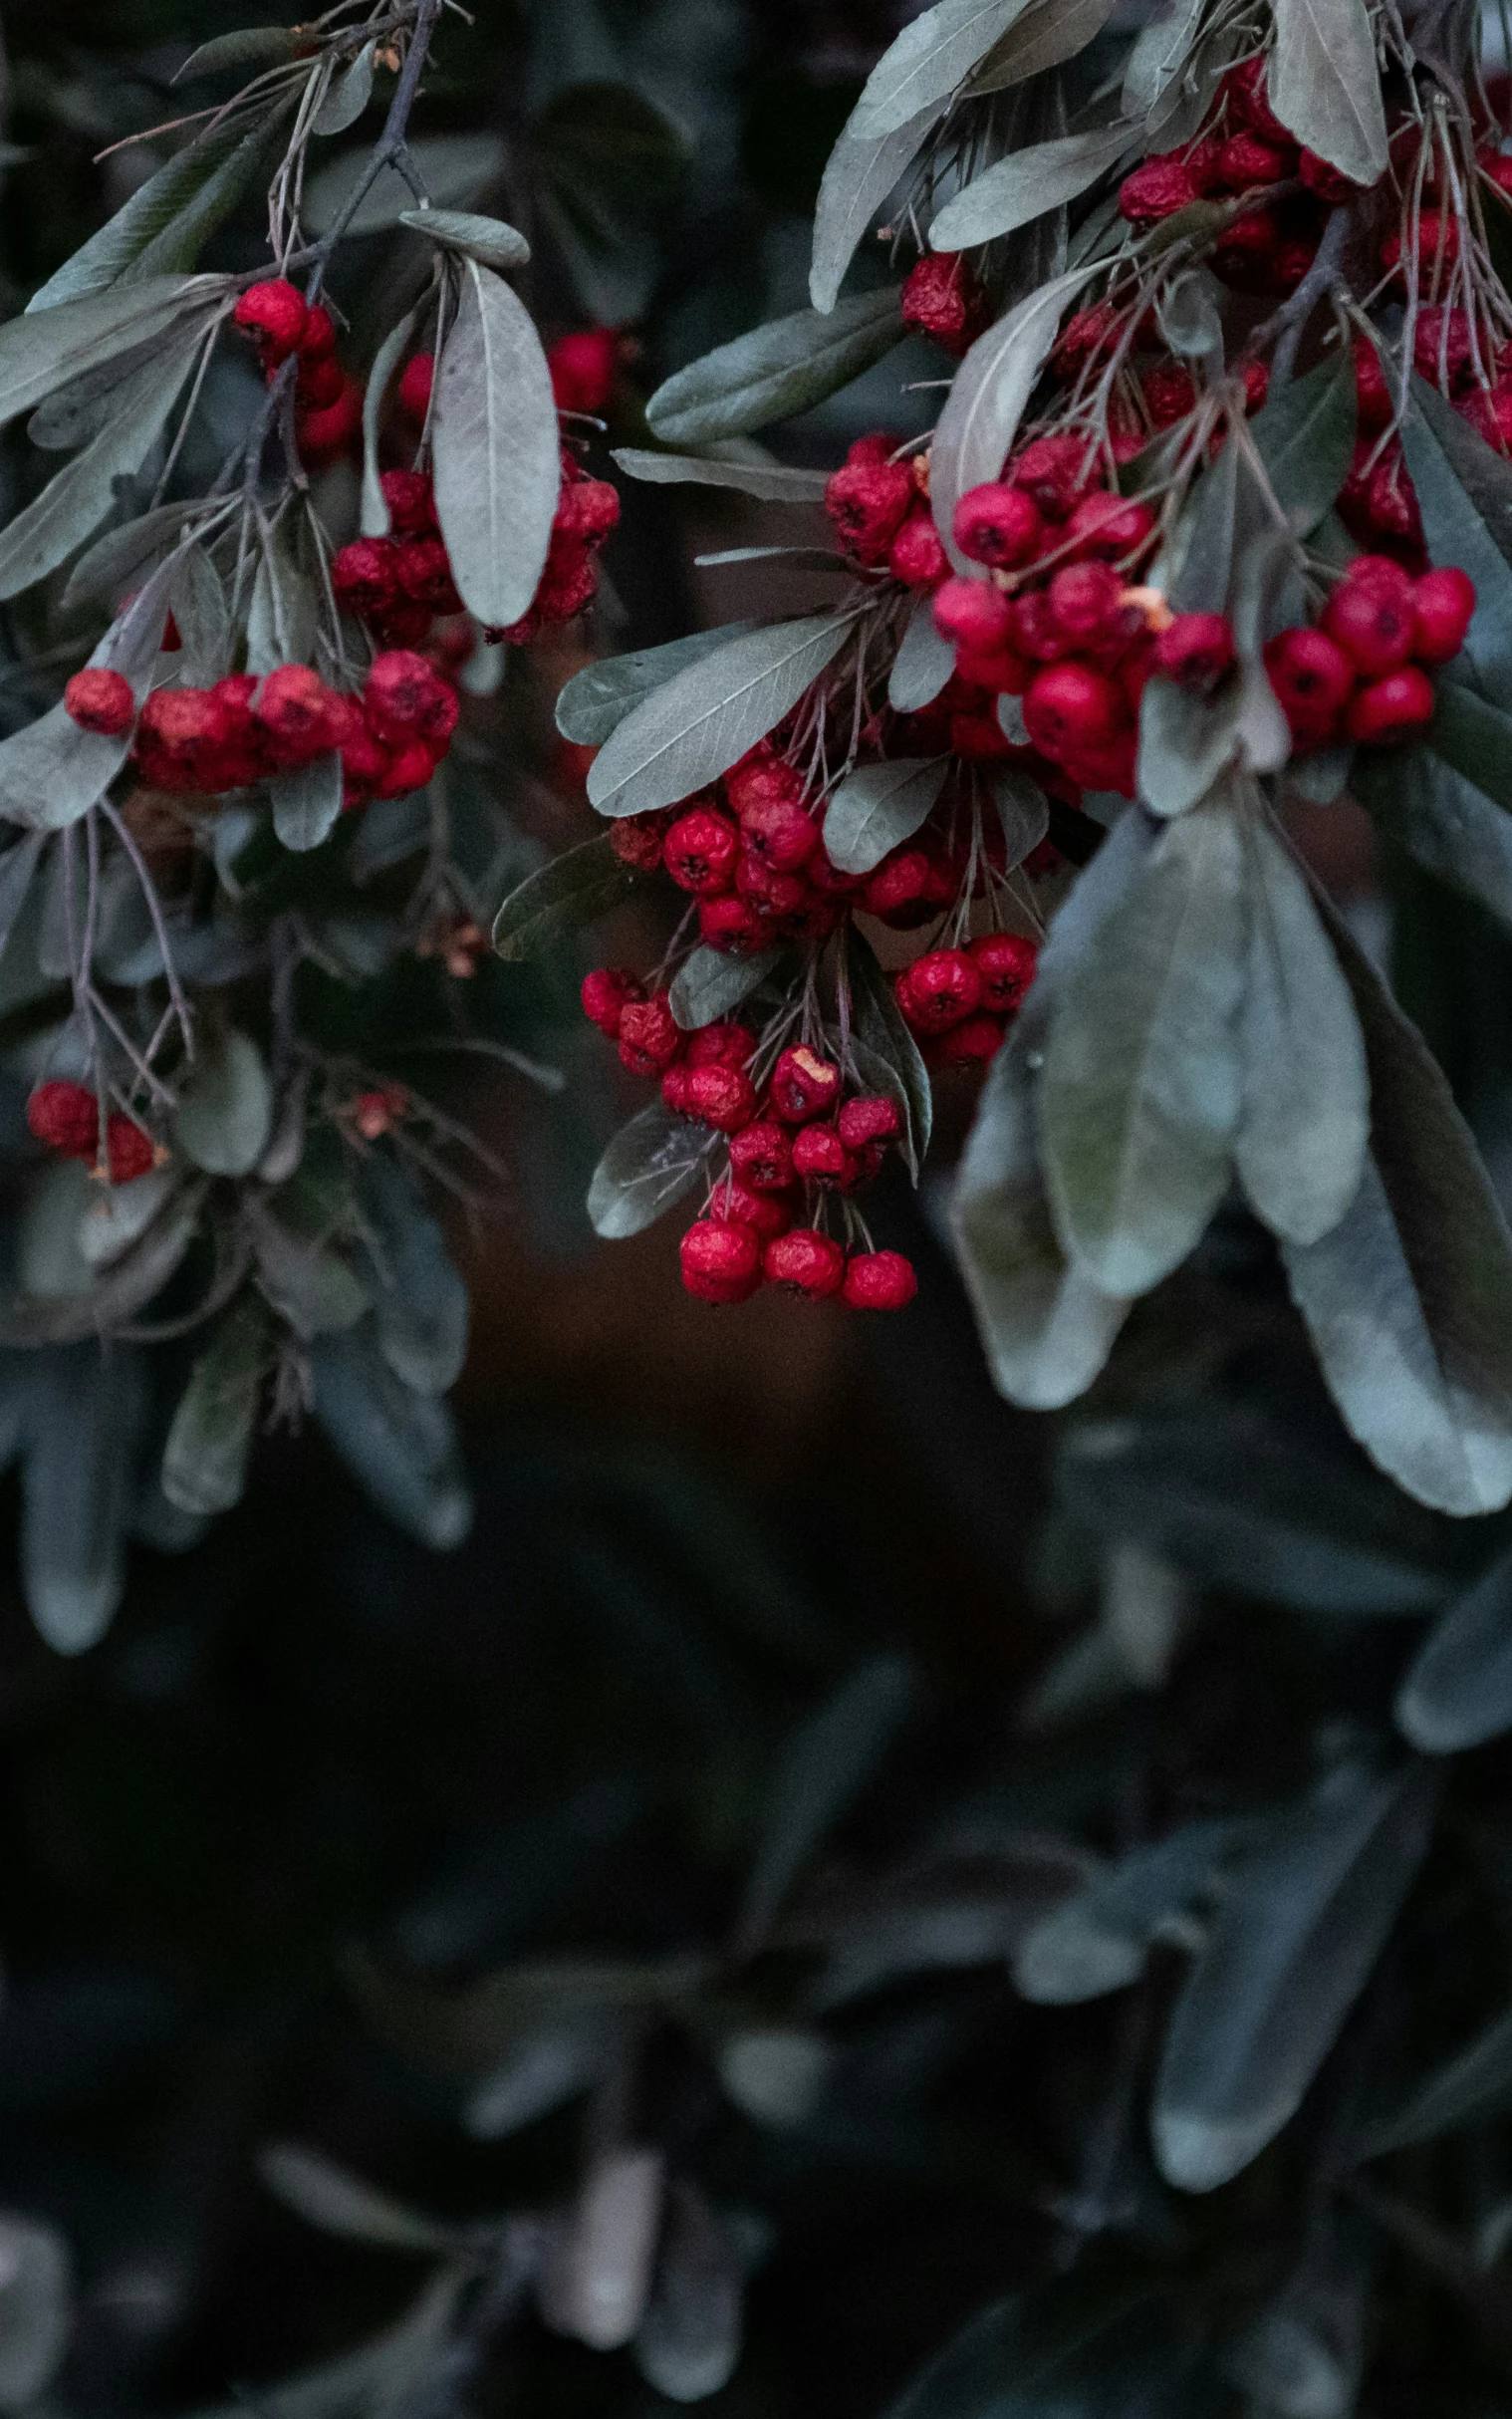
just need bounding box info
[881,2280,1178,2419]
[175,1030,272,1177]
[646,289,903,448]
[1396,1544,1512,1751]
[544,2149,665,2351]
[303,133,507,239]
[588,616,850,819]
[257,2144,455,2254]
[1014,1820,1245,2004]
[1224,2227,1371,2419]
[355,1153,468,1397]
[634,2181,742,2402]
[0,2215,71,2408]
[1359,1999,1512,2156]
[736,1654,914,1949]
[1399,381,1512,704]
[824,757,948,876]
[850,929,932,1175]
[310,1328,471,1550]
[160,1291,269,1518]
[351,1947,705,2079]
[433,260,560,630]
[493,835,640,959]
[20,1342,145,1655]
[271,752,344,854]
[587,1102,719,1240]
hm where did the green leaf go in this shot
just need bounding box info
[1123,0,1207,120]
[28,107,287,309]
[556,626,755,748]
[611,446,828,503]
[646,288,903,448]
[303,132,507,238]
[930,271,1088,571]
[0,556,176,831]
[0,1190,198,1346]
[1359,1996,1512,2155]
[20,1342,145,1654]
[1155,266,1224,367]
[1370,733,1512,927]
[257,2143,453,2255]
[533,83,684,324]
[1283,907,1512,1516]
[311,1327,472,1550]
[1270,0,1388,187]
[160,1291,269,1517]
[634,2181,742,2404]
[1395,1546,1512,1753]
[492,835,641,960]
[810,109,935,314]
[62,495,217,611]
[587,615,850,819]
[166,540,231,685]
[1152,1762,1436,2191]
[1136,675,1241,819]
[823,757,948,876]
[668,942,785,1030]
[967,0,1123,91]
[880,2281,1174,2419]
[175,1030,273,1177]
[253,1213,368,1339]
[397,207,531,271]
[888,592,955,711]
[737,1656,914,1948]
[1399,380,1512,705]
[433,259,560,631]
[587,1102,719,1239]
[991,766,1050,864]
[1013,1820,1244,2004]
[850,0,1031,139]
[1233,813,1368,1244]
[360,306,421,537]
[1041,794,1247,1296]
[271,752,344,854]
[355,1153,469,1397]
[929,122,1133,249]
[351,1947,703,2079]
[0,274,223,425]
[313,42,375,136]
[174,27,299,80]
[1249,349,1358,535]
[246,514,317,675]
[850,929,933,1173]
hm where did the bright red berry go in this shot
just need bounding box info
[1152,612,1236,692]
[889,507,949,590]
[1411,566,1475,664]
[618,994,683,1077]
[1023,662,1127,759]
[663,804,739,896]
[1047,561,1125,647]
[27,1079,98,1157]
[234,279,307,361]
[396,353,434,419]
[64,668,134,736]
[1226,56,1290,142]
[738,787,818,873]
[895,947,983,1035]
[685,1022,753,1070]
[549,327,620,415]
[826,437,916,566]
[1010,435,1092,523]
[681,1217,762,1303]
[365,650,458,745]
[790,1124,855,1187]
[253,665,335,766]
[582,967,643,1036]
[679,1063,759,1130]
[1216,130,1295,188]
[763,1227,846,1296]
[332,538,399,618]
[1065,493,1155,564]
[900,252,988,357]
[1264,626,1357,742]
[954,483,1044,569]
[770,1046,843,1124]
[730,1121,795,1191]
[699,895,768,953]
[1324,577,1416,675]
[1345,664,1436,743]
[842,1249,917,1310]
[932,1012,1005,1066]
[934,577,1014,653]
[970,931,1039,1014]
[837,1095,900,1152]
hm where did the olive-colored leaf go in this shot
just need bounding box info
[588,1102,719,1240]
[929,122,1133,249]
[967,0,1122,92]
[668,942,785,1030]
[823,757,948,876]
[397,207,531,271]
[612,446,828,503]
[313,42,375,135]
[433,259,560,631]
[160,1290,270,1517]
[174,27,299,80]
[587,615,851,819]
[556,626,754,748]
[493,835,641,959]
[930,271,1089,571]
[645,288,903,449]
[1270,0,1388,188]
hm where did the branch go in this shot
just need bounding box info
[1253,206,1354,387]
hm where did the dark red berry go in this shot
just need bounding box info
[825,436,915,566]
[1411,566,1475,663]
[837,1095,901,1151]
[763,1227,846,1296]
[582,966,643,1035]
[1324,577,1416,675]
[933,577,1013,652]
[842,1249,916,1310]
[681,1218,762,1303]
[954,483,1043,569]
[234,279,307,360]
[1152,612,1236,692]
[730,1121,795,1191]
[27,1079,98,1158]
[895,947,983,1035]
[1023,662,1127,759]
[790,1124,855,1187]
[664,804,739,896]
[770,1046,843,1124]
[970,931,1039,1014]
[1345,664,1436,743]
[1264,626,1356,742]
[618,994,683,1077]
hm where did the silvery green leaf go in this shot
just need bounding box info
[823,756,948,876]
[397,207,531,270]
[1225,2228,1371,2419]
[587,1103,718,1240]
[646,288,903,448]
[587,615,850,818]
[0,274,223,424]
[1270,0,1387,187]
[1230,526,1296,774]
[21,1341,145,1655]
[1155,266,1223,367]
[20,1161,96,1302]
[361,306,421,537]
[313,42,376,135]
[0,557,176,830]
[303,132,507,238]
[356,1153,469,1397]
[850,0,1030,138]
[257,2143,454,2254]
[433,259,560,630]
[77,1168,172,1267]
[1358,1994,1512,2155]
[1123,0,1207,121]
[62,495,216,611]
[1399,381,1512,703]
[545,2149,665,2351]
[1250,350,1358,535]
[634,2182,742,2404]
[0,1193,197,1347]
[556,625,754,747]
[1151,1762,1435,2192]
[166,539,231,684]
[612,446,828,503]
[29,108,285,308]
[889,592,954,711]
[669,942,784,1030]
[737,1655,914,1948]
[464,2029,605,2138]
[174,26,300,79]
[1396,1546,1512,1753]
[850,929,932,1172]
[930,271,1089,572]
[160,1290,269,1517]
[0,325,206,601]
[245,517,318,675]
[929,121,1132,248]
[253,1214,369,1338]
[1013,1819,1244,2004]
[493,834,641,958]
[0,834,44,966]
[271,751,344,853]
[1234,813,1368,1244]
[991,766,1049,865]
[810,109,935,314]
[716,2029,834,2128]
[967,0,1122,91]
[28,334,162,448]
[175,1030,272,1177]
[0,2215,72,2406]
[1283,905,1512,1516]
[311,1327,472,1550]
[1041,794,1247,1296]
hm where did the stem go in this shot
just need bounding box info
[304,0,443,305]
[1257,206,1354,387]
[100,800,195,1062]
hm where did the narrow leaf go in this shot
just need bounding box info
[493,834,641,959]
[1360,1998,1512,2155]
[258,2143,452,2254]
[1399,379,1512,705]
[612,446,828,503]
[29,109,285,308]
[311,1329,472,1551]
[313,44,376,136]
[1395,1545,1512,1752]
[1270,0,1388,187]
[823,757,948,876]
[811,110,935,314]
[646,288,903,449]
[432,259,560,629]
[738,1656,914,1947]
[929,123,1133,249]
[556,626,754,748]
[361,306,421,537]
[0,274,223,425]
[851,930,933,1173]
[587,615,850,819]
[930,271,1088,570]
[851,0,1028,139]
[397,207,531,270]
[1014,1820,1243,2004]
[0,557,176,830]
[1249,349,1358,534]
[669,942,784,1030]
[356,1153,469,1397]
[889,592,955,711]
[160,1291,269,1517]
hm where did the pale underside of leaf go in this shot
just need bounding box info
[1269,0,1387,187]
[432,259,560,629]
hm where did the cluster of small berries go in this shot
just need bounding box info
[25,1078,155,1184]
[1265,555,1475,749]
[233,279,363,468]
[64,650,459,811]
[332,470,462,647]
[582,975,919,1307]
[899,253,992,358]
[891,932,1039,1067]
[490,448,621,646]
[1049,301,1270,431]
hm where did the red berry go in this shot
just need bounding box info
[931,1012,1005,1065]
[1010,435,1093,523]
[1226,56,1290,143]
[895,947,983,1035]
[611,811,670,872]
[396,353,434,420]
[296,373,363,465]
[332,538,399,618]
[1047,561,1125,647]
[1213,204,1284,291]
[297,352,346,408]
[1065,492,1155,564]
[970,931,1039,1014]
[27,1079,98,1158]
[738,786,818,873]
[1411,565,1476,664]
[737,852,808,917]
[1323,577,1416,675]
[954,483,1043,569]
[391,537,459,615]
[769,1046,843,1124]
[1413,305,1476,395]
[826,437,915,565]
[698,895,768,953]
[763,1227,846,1297]
[681,1217,762,1304]
[1143,361,1197,427]
[582,967,643,1036]
[900,252,988,357]
[380,469,437,534]
[1264,626,1357,742]
[1457,381,1512,453]
[837,1094,901,1151]
[862,848,933,921]
[685,1022,753,1070]
[105,1116,155,1183]
[1216,131,1296,189]
[1152,612,1235,692]
[298,303,336,363]
[933,577,1013,652]
[1242,361,1270,414]
[730,1121,795,1191]
[790,1124,855,1187]
[234,279,307,361]
[1365,446,1422,548]
[708,1178,792,1240]
[133,686,234,787]
[1023,661,1127,759]
[549,327,620,415]
[365,650,458,745]
[618,993,683,1077]
[1346,664,1436,743]
[1120,155,1198,222]
[663,803,739,896]
[889,506,949,590]
[253,665,335,766]
[377,737,440,798]
[1051,303,1120,383]
[64,668,134,736]
[679,1063,759,1130]
[1353,336,1393,433]
[842,1249,917,1310]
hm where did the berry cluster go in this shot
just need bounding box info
[233,279,363,468]
[490,447,621,646]
[1265,554,1474,749]
[582,974,919,1308]
[65,650,459,811]
[892,932,1038,1066]
[25,1078,156,1183]
[332,470,463,647]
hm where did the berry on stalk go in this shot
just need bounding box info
[842,1250,917,1310]
[681,1218,762,1303]
[763,1228,846,1297]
